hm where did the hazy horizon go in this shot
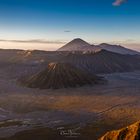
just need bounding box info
[0,39,140,52]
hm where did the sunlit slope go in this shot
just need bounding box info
[99,121,140,140]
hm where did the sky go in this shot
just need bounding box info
[0,0,140,51]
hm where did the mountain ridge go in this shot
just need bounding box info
[57,38,140,55]
[98,43,139,55]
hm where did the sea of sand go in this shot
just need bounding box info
[0,64,140,139]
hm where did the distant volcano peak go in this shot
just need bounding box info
[71,38,89,43]
[64,38,90,47]
[57,38,99,52]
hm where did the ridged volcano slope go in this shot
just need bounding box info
[21,62,103,89]
[99,121,140,140]
[60,50,140,74]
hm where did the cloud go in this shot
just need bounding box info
[112,0,127,6]
[0,39,65,44]
[124,39,136,43]
[64,30,71,33]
